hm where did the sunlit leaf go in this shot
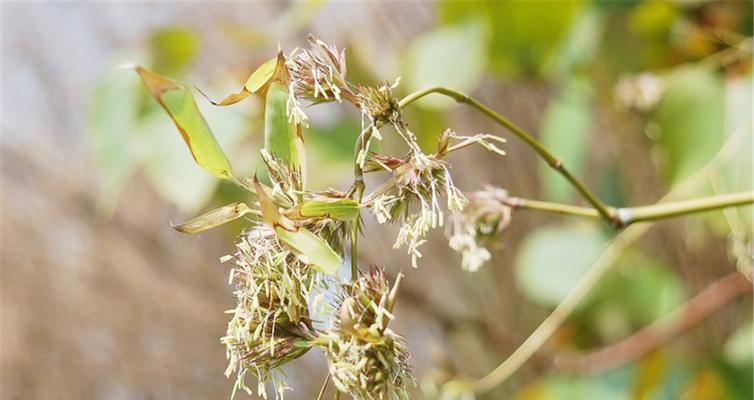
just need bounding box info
[403,21,487,110]
[653,65,724,183]
[296,198,359,220]
[135,65,233,179]
[539,76,593,202]
[514,223,607,306]
[172,201,253,234]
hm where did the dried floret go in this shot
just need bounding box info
[448,187,513,272]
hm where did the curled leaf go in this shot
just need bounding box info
[172,201,253,234]
[206,56,277,106]
[134,66,233,179]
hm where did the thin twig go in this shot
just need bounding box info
[553,270,752,373]
[503,192,754,225]
[349,123,380,280]
[316,374,331,400]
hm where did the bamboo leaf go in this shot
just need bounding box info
[265,81,305,171]
[273,226,342,275]
[171,202,253,234]
[208,56,277,106]
[252,176,293,229]
[296,198,360,220]
[134,66,233,179]
[253,178,341,275]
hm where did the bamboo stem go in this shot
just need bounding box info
[398,86,616,223]
[504,191,754,225]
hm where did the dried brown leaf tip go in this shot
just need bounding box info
[449,187,513,272]
[287,34,356,104]
[319,268,413,400]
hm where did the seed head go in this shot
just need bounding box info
[357,79,401,126]
[222,226,325,398]
[287,34,355,104]
[322,268,413,400]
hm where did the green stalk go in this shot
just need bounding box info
[505,191,754,225]
[398,86,616,223]
[349,124,376,280]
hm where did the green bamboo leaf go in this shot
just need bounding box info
[297,198,360,220]
[653,65,724,182]
[253,178,341,275]
[171,201,253,234]
[539,75,593,202]
[209,56,277,106]
[134,66,233,179]
[265,81,305,172]
[274,226,342,275]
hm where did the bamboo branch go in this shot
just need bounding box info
[398,86,617,223]
[503,191,754,225]
[553,270,752,373]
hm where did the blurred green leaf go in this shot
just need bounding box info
[653,65,725,183]
[515,366,632,400]
[708,357,753,400]
[403,21,487,110]
[88,60,142,214]
[150,27,198,76]
[442,1,584,77]
[539,76,593,202]
[171,201,253,234]
[135,66,234,179]
[545,7,604,79]
[515,223,607,307]
[594,252,685,328]
[722,75,753,192]
[627,1,677,38]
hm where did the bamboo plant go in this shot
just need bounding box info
[133,35,753,399]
